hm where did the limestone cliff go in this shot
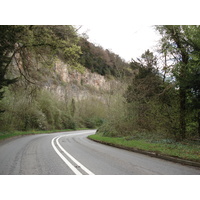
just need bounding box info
[9,53,119,102]
[41,60,118,101]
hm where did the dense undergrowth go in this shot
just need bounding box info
[0,87,105,133]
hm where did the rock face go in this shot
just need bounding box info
[43,60,116,101]
[55,60,110,90]
[9,56,118,101]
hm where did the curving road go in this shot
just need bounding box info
[0,130,200,175]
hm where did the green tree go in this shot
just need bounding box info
[126,50,160,101]
[184,26,200,137]
[156,25,200,139]
[0,26,20,104]
[70,98,76,117]
[125,50,164,132]
[0,25,81,101]
[156,26,190,140]
[78,37,131,78]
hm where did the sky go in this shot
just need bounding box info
[77,25,161,62]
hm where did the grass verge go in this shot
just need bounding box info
[0,128,90,141]
[88,134,200,163]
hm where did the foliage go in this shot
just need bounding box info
[0,86,109,132]
[0,25,81,102]
[97,84,131,137]
[75,97,107,128]
[124,50,176,135]
[1,25,200,144]
[0,88,77,132]
[78,37,132,78]
[97,50,181,141]
[156,25,200,139]
[0,26,19,103]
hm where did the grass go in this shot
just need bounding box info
[0,128,90,141]
[88,134,200,163]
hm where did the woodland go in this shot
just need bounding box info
[0,25,200,142]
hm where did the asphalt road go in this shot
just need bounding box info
[0,130,200,175]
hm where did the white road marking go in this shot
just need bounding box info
[56,135,95,175]
[51,132,95,175]
[51,137,82,175]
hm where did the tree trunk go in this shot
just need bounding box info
[169,26,188,140]
[198,111,200,138]
[179,87,186,140]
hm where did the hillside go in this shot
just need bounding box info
[0,25,130,132]
[78,37,132,78]
[1,25,200,142]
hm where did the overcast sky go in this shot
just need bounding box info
[78,25,161,62]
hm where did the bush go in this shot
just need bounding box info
[75,97,107,128]
[62,115,77,129]
[0,86,108,132]
[0,89,48,131]
[83,117,104,128]
[0,88,79,132]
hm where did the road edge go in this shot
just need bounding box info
[88,137,200,169]
[0,128,92,143]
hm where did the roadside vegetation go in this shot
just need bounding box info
[92,26,200,162]
[0,87,106,133]
[97,26,200,142]
[88,134,200,163]
[0,25,128,138]
[0,25,200,161]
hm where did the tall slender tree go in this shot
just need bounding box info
[156,25,200,139]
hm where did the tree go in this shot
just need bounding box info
[156,26,189,139]
[0,26,20,109]
[184,26,200,137]
[78,37,131,78]
[0,25,81,102]
[126,50,160,101]
[156,25,200,139]
[125,50,164,131]
[70,98,76,117]
[125,49,180,138]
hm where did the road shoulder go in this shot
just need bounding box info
[88,136,200,169]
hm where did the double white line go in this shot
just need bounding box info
[51,133,95,175]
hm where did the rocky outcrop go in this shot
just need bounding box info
[44,60,117,101]
[9,56,119,101]
[54,60,110,90]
